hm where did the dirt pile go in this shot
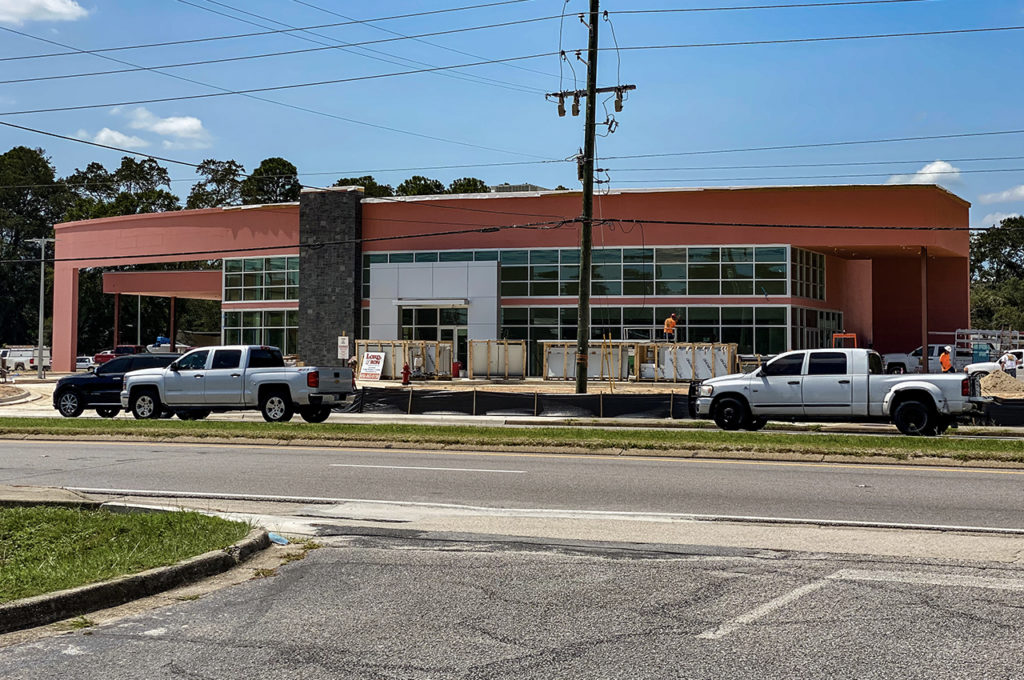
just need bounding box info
[979,370,1024,398]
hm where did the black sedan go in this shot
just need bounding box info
[53,353,180,418]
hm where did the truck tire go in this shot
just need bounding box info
[299,405,331,423]
[713,397,749,431]
[95,407,120,418]
[14,362,25,371]
[55,389,84,418]
[893,399,936,436]
[130,388,162,420]
[886,364,906,374]
[260,390,294,423]
[742,416,768,431]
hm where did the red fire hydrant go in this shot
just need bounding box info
[401,362,411,386]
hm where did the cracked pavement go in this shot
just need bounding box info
[2,534,1022,679]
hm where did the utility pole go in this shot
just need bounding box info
[546,1,635,393]
[27,237,54,379]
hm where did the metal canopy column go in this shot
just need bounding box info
[169,296,177,352]
[920,247,929,373]
[113,293,120,347]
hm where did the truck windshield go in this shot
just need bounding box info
[248,348,284,368]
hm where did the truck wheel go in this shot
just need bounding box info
[260,390,294,423]
[95,407,120,418]
[55,389,84,418]
[713,397,749,431]
[14,362,25,371]
[887,364,906,374]
[300,405,331,423]
[742,416,768,432]
[130,388,162,420]
[893,400,936,436]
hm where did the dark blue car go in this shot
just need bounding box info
[53,353,180,418]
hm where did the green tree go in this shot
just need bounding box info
[333,175,394,198]
[239,157,301,204]
[0,146,70,345]
[64,156,180,221]
[396,175,444,196]
[446,177,490,194]
[186,159,245,209]
[969,215,1024,331]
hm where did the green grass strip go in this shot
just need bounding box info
[0,507,249,603]
[0,417,1021,463]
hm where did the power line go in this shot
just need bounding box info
[609,167,1024,183]
[291,0,555,80]
[601,128,1024,160]
[177,0,548,96]
[6,24,1021,117]
[0,119,575,220]
[611,0,930,14]
[608,25,1024,53]
[609,155,1024,172]
[0,220,571,266]
[0,0,540,63]
[0,14,561,87]
[0,50,558,117]
[0,25,547,159]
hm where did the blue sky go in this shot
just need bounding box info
[1,0,1022,226]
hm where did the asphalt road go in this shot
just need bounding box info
[1,440,1022,530]
[2,535,1022,680]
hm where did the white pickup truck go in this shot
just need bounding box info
[696,348,985,436]
[121,345,354,423]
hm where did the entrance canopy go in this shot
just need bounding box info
[102,270,222,300]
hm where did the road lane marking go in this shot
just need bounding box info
[329,464,524,474]
[59,487,1024,534]
[697,579,832,640]
[699,568,1024,640]
[831,569,1024,591]
[13,439,1024,477]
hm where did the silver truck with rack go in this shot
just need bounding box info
[696,347,987,436]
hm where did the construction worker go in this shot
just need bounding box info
[939,346,953,373]
[663,312,678,342]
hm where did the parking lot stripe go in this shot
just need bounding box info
[696,579,832,640]
[831,569,1024,591]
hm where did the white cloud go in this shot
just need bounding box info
[974,212,1022,228]
[978,185,1024,205]
[886,160,962,186]
[76,127,150,150]
[118,106,212,148]
[0,0,88,25]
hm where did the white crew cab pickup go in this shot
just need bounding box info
[696,348,984,436]
[963,349,1024,377]
[121,345,354,423]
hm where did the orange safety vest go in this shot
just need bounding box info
[940,352,952,372]
[663,317,677,334]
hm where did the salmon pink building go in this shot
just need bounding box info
[50,184,971,374]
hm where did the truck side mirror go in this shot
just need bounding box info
[169,362,179,372]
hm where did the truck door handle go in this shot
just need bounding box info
[231,373,241,378]
[787,380,800,385]
[838,379,851,384]
[194,374,204,379]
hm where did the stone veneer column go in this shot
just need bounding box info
[298,186,363,365]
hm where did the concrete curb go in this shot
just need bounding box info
[0,388,30,405]
[0,527,270,635]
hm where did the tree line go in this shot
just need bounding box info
[0,145,516,354]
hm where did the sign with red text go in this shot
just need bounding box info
[358,352,385,381]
